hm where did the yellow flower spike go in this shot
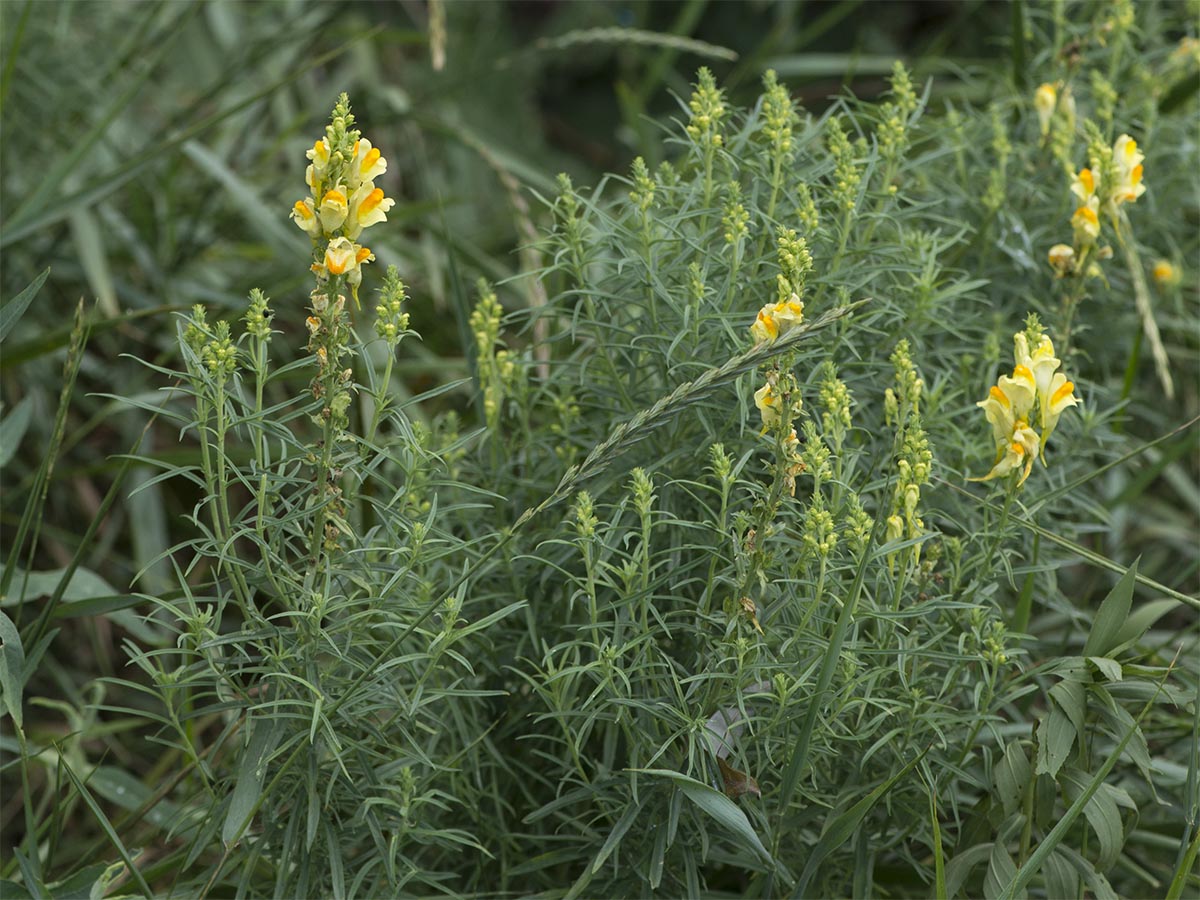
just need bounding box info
[345,183,396,240]
[319,188,350,234]
[1034,83,1056,136]
[290,198,321,237]
[348,138,388,188]
[324,237,358,275]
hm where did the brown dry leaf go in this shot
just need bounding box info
[717,756,762,801]
[739,596,764,635]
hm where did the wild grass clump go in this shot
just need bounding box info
[2,1,1197,898]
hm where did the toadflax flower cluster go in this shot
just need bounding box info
[290,93,395,304]
[972,322,1079,486]
[1047,131,1145,278]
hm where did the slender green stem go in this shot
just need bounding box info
[366,350,394,446]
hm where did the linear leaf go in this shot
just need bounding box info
[630,768,773,867]
[0,267,50,343]
[1082,559,1139,658]
[222,715,283,845]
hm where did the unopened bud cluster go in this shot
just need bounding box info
[723,182,749,245]
[827,117,861,213]
[760,69,798,163]
[470,282,521,430]
[244,289,274,342]
[373,266,411,346]
[877,61,919,168]
[686,67,727,152]
[629,156,656,214]
[794,182,819,233]
[202,321,238,380]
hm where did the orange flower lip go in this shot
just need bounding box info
[359,188,384,214]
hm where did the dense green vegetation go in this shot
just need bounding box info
[1,1,1197,897]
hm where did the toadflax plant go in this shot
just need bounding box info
[117,96,529,897]
[30,4,1189,898]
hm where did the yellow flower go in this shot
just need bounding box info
[976,366,1034,458]
[1034,83,1056,136]
[772,295,804,331]
[306,138,332,192]
[972,361,1037,484]
[1069,167,1096,203]
[346,245,375,306]
[1071,197,1100,244]
[1152,259,1180,289]
[323,237,359,275]
[345,183,395,240]
[972,421,1040,485]
[974,328,1079,483]
[290,198,321,237]
[1038,373,1078,456]
[754,382,780,428]
[749,296,804,344]
[319,187,350,234]
[1111,134,1145,205]
[750,307,779,343]
[1047,243,1075,275]
[347,138,388,188]
[1022,336,1077,456]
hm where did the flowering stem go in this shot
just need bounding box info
[367,349,395,447]
[1057,245,1092,359]
[700,468,731,621]
[795,556,826,638]
[212,379,253,611]
[981,477,1019,584]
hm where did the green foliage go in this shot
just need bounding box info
[2,2,1198,899]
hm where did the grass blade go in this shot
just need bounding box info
[0,268,50,343]
[59,759,153,897]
